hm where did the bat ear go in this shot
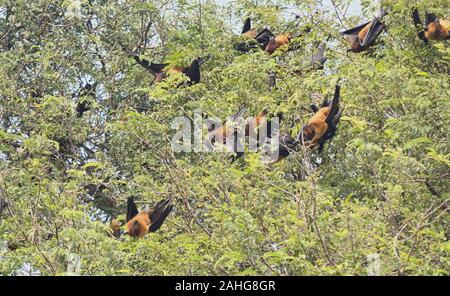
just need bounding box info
[126,196,139,222]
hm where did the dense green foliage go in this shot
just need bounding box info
[0,0,449,275]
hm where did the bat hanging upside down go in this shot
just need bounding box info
[125,196,174,238]
[265,33,291,55]
[234,18,295,55]
[301,82,342,153]
[412,9,450,44]
[133,56,201,85]
[235,18,275,53]
[341,8,387,53]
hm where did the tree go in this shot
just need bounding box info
[0,0,448,275]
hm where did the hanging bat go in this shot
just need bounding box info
[341,9,387,53]
[265,33,291,55]
[205,106,246,149]
[301,82,342,153]
[75,82,97,118]
[412,9,450,44]
[241,17,257,39]
[311,42,327,70]
[276,133,300,162]
[133,56,201,85]
[235,18,261,52]
[230,109,273,162]
[125,196,174,238]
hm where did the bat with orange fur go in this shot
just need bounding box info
[230,109,278,162]
[235,20,276,53]
[341,9,387,53]
[205,106,246,149]
[412,9,450,44]
[125,196,174,238]
[265,33,291,55]
[241,17,257,39]
[301,83,342,153]
[109,218,121,238]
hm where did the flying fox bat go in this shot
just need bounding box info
[301,83,342,153]
[311,42,328,70]
[205,106,246,152]
[235,26,276,53]
[133,56,201,85]
[230,109,283,162]
[125,196,174,238]
[265,33,291,55]
[75,82,97,118]
[241,17,257,39]
[341,9,387,53]
[412,9,450,43]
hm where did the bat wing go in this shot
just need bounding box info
[255,28,275,49]
[149,205,173,232]
[412,9,423,28]
[412,9,427,42]
[425,12,437,26]
[185,59,200,84]
[360,18,385,48]
[126,197,139,222]
[341,21,371,42]
[148,197,174,232]
[242,18,251,34]
[326,83,341,126]
[133,56,168,75]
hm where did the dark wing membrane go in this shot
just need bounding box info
[326,84,341,126]
[185,59,200,84]
[361,18,385,48]
[234,39,259,53]
[412,9,427,42]
[149,205,173,232]
[133,56,168,74]
[255,28,275,49]
[425,12,437,26]
[148,197,174,232]
[317,84,342,153]
[341,21,371,40]
[126,197,139,222]
[412,9,423,28]
[242,18,251,34]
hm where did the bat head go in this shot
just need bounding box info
[301,125,316,144]
[126,213,150,237]
[350,39,363,53]
[265,37,278,54]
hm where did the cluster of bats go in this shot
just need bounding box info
[106,8,448,239]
